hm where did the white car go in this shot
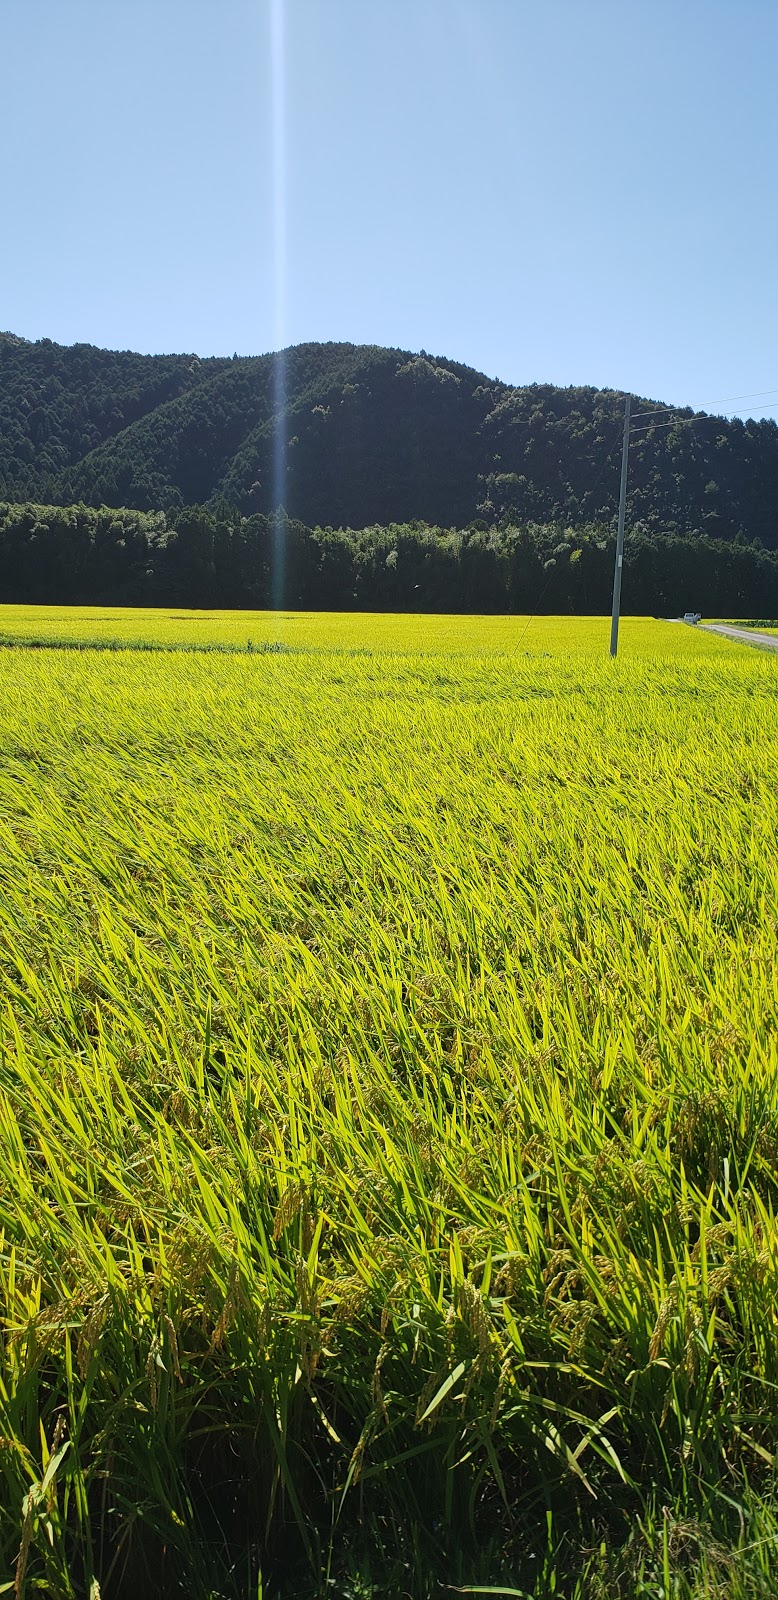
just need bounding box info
[683,612,702,624]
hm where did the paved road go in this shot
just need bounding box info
[697,622,778,653]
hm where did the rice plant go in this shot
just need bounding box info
[0,614,776,1596]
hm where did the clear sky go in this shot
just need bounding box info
[1,0,776,417]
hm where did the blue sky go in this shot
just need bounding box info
[1,0,776,417]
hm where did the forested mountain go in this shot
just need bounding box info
[2,332,778,545]
[0,332,230,499]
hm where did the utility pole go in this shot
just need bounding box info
[609,394,632,658]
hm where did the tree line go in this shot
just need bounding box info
[1,501,776,617]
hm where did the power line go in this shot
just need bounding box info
[630,403,778,437]
[630,415,719,436]
[709,386,778,405]
[631,385,778,421]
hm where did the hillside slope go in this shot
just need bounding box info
[2,333,777,543]
[0,332,230,498]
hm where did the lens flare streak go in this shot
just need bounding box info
[270,0,287,607]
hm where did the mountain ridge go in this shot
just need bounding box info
[2,333,777,544]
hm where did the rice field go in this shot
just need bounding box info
[1,612,778,1598]
[0,605,737,654]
